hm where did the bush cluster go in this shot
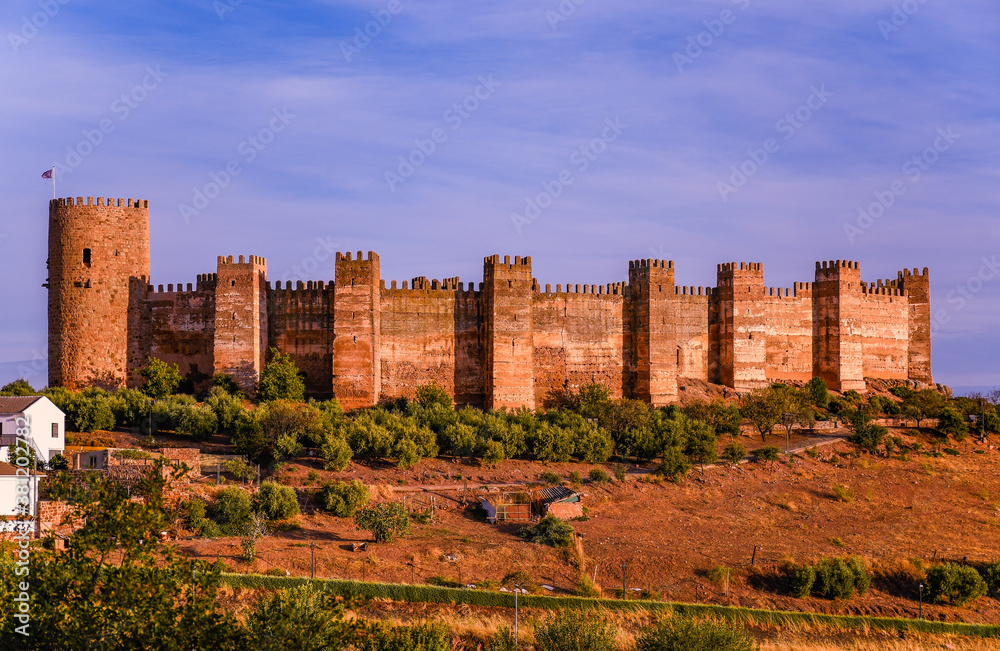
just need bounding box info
[788,557,871,600]
[926,562,988,606]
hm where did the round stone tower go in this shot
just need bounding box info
[47,196,150,390]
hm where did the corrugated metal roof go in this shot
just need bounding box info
[0,396,44,414]
[535,485,576,503]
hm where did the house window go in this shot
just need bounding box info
[52,423,59,438]
[83,248,92,265]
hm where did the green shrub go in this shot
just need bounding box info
[354,621,450,651]
[175,404,219,440]
[635,616,756,651]
[540,470,561,485]
[0,378,36,396]
[656,446,690,481]
[574,575,601,597]
[256,481,300,520]
[321,436,353,471]
[519,515,574,548]
[247,583,350,649]
[721,443,746,466]
[751,446,780,468]
[72,391,117,432]
[319,480,369,518]
[805,377,830,409]
[612,463,627,482]
[926,563,988,606]
[415,382,453,410]
[488,626,518,651]
[182,498,221,537]
[110,388,148,427]
[205,385,245,432]
[533,610,616,651]
[588,468,609,483]
[568,470,582,486]
[211,486,253,535]
[982,560,1000,595]
[789,564,816,598]
[813,557,870,600]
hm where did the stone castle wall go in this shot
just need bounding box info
[46,198,933,407]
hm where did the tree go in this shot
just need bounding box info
[0,378,36,396]
[683,420,717,472]
[354,502,410,543]
[683,399,741,439]
[752,446,780,470]
[139,356,181,399]
[72,390,117,432]
[805,377,830,409]
[240,512,269,561]
[258,349,305,402]
[656,446,690,482]
[937,407,968,442]
[846,408,888,454]
[902,389,946,427]
[4,463,247,650]
[211,372,244,397]
[739,387,784,442]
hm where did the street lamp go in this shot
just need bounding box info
[918,583,924,619]
[782,413,794,454]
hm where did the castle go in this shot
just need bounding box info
[46,197,931,409]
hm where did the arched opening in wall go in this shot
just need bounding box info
[231,280,236,286]
[83,248,91,265]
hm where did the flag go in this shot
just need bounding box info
[41,169,53,179]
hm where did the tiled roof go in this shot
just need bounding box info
[0,396,44,414]
[0,460,46,477]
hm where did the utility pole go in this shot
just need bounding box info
[918,583,924,619]
[621,561,628,599]
[310,542,316,579]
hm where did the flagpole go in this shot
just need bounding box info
[51,166,55,200]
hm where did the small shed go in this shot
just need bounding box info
[480,491,532,523]
[533,486,583,519]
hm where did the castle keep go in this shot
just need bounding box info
[47,197,932,408]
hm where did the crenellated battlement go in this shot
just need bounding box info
[218,254,267,268]
[50,196,148,209]
[717,261,762,273]
[336,251,379,263]
[674,286,715,297]
[629,259,673,270]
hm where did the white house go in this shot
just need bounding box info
[0,460,43,520]
[0,396,66,464]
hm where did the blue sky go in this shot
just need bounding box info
[1,0,998,392]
